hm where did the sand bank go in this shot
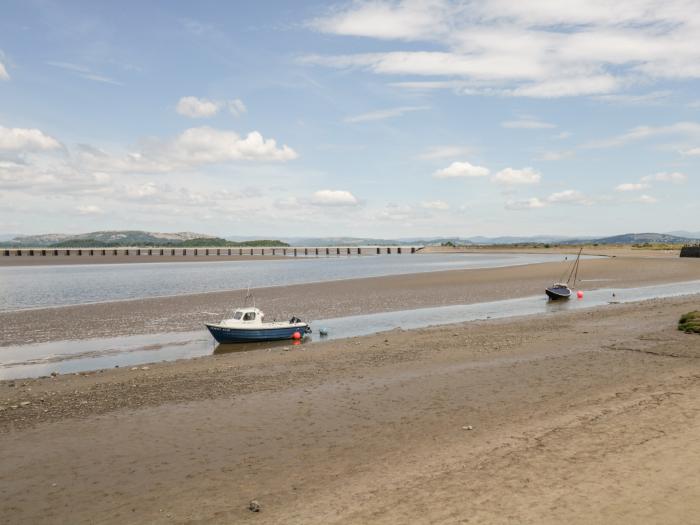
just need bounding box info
[1,295,699,524]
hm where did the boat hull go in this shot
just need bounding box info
[205,323,310,343]
[545,287,571,300]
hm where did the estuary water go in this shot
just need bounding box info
[0,253,578,311]
[1,279,699,380]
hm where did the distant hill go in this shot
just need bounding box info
[668,230,700,240]
[563,233,694,245]
[0,231,288,248]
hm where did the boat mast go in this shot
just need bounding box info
[567,247,583,285]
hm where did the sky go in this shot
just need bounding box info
[0,0,699,239]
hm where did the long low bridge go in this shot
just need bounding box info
[1,245,424,259]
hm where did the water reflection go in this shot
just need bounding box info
[213,337,308,355]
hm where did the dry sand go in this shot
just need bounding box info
[1,295,700,524]
[2,255,698,346]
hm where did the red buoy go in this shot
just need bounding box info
[577,290,584,299]
[292,331,301,340]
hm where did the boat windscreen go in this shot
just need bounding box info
[233,311,243,320]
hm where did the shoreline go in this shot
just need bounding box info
[2,294,699,523]
[1,255,698,346]
[0,244,686,267]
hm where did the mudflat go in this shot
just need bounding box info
[1,255,699,346]
[1,295,700,524]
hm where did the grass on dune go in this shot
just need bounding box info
[678,311,700,334]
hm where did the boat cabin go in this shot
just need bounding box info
[227,307,265,325]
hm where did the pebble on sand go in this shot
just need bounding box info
[462,425,474,430]
[248,500,261,512]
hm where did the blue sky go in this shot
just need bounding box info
[0,0,698,238]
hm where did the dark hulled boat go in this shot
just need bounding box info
[545,248,582,300]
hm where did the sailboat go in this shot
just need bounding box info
[545,248,582,300]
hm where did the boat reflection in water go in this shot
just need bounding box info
[213,337,309,356]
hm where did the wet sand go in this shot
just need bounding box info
[1,295,699,524]
[1,255,698,346]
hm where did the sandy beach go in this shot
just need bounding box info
[1,293,699,524]
[1,254,699,524]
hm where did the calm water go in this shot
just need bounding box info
[0,253,578,311]
[2,280,699,379]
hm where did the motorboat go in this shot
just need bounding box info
[205,307,311,343]
[545,248,582,300]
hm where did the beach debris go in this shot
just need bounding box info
[462,425,474,431]
[50,371,58,378]
[131,367,139,371]
[20,401,31,407]
[319,327,329,336]
[248,500,261,512]
[141,366,150,371]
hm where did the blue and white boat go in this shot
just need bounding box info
[205,307,311,344]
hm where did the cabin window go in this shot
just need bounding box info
[243,312,256,321]
[233,312,243,320]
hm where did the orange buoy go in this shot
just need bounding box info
[293,331,302,340]
[577,290,584,299]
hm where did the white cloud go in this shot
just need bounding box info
[546,189,591,205]
[505,188,592,210]
[584,122,700,149]
[311,189,359,206]
[417,145,474,160]
[47,61,123,85]
[0,126,61,151]
[636,194,657,204]
[76,204,104,215]
[492,167,541,185]
[78,127,298,174]
[169,127,297,163]
[177,96,248,118]
[228,98,247,117]
[0,61,9,81]
[595,90,672,105]
[306,1,700,99]
[177,96,220,118]
[505,197,546,210]
[615,182,651,191]
[344,105,429,123]
[641,171,688,184]
[420,200,450,210]
[539,150,574,161]
[433,161,489,179]
[681,147,700,156]
[502,119,556,129]
[310,1,450,41]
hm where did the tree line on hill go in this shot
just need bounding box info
[32,238,289,248]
